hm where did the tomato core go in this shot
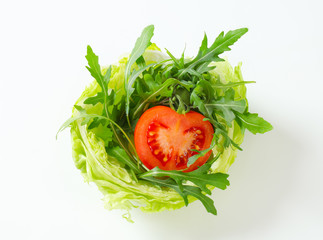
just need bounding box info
[134,106,214,172]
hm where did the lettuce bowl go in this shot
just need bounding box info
[69,46,247,219]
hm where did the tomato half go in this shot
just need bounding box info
[134,106,214,172]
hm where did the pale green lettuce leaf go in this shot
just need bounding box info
[208,60,246,173]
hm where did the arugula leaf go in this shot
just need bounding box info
[132,78,193,119]
[236,112,273,134]
[85,46,111,99]
[84,46,141,163]
[205,88,247,126]
[190,87,213,118]
[177,28,248,78]
[85,46,113,119]
[140,156,229,215]
[140,176,217,215]
[107,147,145,174]
[83,92,104,105]
[190,86,225,131]
[56,107,106,139]
[187,134,217,167]
[125,25,155,118]
[141,167,229,194]
[174,94,190,114]
[182,185,217,215]
[165,48,181,69]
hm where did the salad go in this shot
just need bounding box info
[58,25,272,221]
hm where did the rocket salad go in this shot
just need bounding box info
[58,25,272,220]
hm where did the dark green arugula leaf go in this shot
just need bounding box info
[165,48,181,69]
[190,87,213,118]
[107,146,145,174]
[194,153,221,173]
[174,94,190,114]
[177,28,248,78]
[190,86,225,131]
[182,185,217,215]
[140,167,229,194]
[236,112,273,134]
[132,78,193,119]
[205,88,247,126]
[165,46,186,70]
[85,46,114,122]
[140,176,217,215]
[85,46,111,98]
[190,82,243,151]
[140,177,190,205]
[125,25,155,118]
[83,92,104,105]
[84,47,144,165]
[136,56,146,69]
[187,134,217,167]
[196,62,217,75]
[140,155,229,215]
[126,63,156,105]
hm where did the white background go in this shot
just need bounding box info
[1,0,322,239]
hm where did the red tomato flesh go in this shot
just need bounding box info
[134,106,214,172]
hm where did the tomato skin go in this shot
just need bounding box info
[134,106,214,172]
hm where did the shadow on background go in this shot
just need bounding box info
[134,126,302,239]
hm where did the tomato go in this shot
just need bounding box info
[134,106,214,172]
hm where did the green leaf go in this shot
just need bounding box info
[196,62,217,74]
[178,28,248,78]
[106,147,144,174]
[190,87,242,150]
[187,134,217,167]
[190,87,213,119]
[85,46,113,113]
[141,176,217,215]
[85,46,110,91]
[140,177,189,205]
[197,33,208,58]
[56,108,106,139]
[141,167,229,193]
[165,48,181,68]
[132,78,193,119]
[58,105,144,171]
[174,94,190,114]
[83,92,104,105]
[140,162,230,215]
[205,89,247,126]
[125,25,155,117]
[84,46,115,129]
[211,80,256,89]
[126,62,156,112]
[136,56,146,69]
[236,112,273,134]
[183,185,217,215]
[84,46,141,163]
